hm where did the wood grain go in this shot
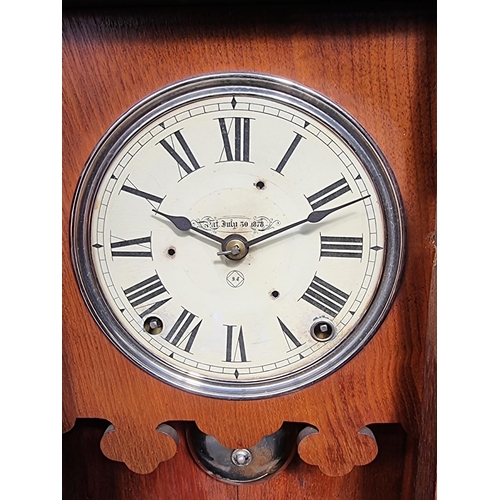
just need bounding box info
[63,420,408,500]
[63,2,436,497]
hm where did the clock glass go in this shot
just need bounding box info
[71,73,405,399]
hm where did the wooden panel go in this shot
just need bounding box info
[63,420,408,500]
[62,3,436,497]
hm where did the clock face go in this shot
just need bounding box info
[71,73,405,399]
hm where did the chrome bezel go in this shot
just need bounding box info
[70,72,406,400]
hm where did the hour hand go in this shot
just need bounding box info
[152,209,224,244]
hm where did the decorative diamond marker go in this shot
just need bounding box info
[234,369,240,379]
[231,96,237,109]
[226,270,245,288]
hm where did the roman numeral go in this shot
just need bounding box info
[218,118,251,162]
[224,325,248,362]
[301,276,349,318]
[277,317,303,350]
[162,309,201,353]
[123,273,171,317]
[320,235,363,259]
[273,132,305,174]
[120,181,163,206]
[111,234,152,258]
[306,177,351,210]
[159,130,202,178]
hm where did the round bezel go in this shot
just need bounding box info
[70,72,405,400]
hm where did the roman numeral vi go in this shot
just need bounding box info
[224,325,248,362]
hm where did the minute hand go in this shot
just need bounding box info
[246,194,371,248]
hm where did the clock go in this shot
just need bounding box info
[63,5,436,495]
[70,72,405,400]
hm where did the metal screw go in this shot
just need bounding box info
[231,448,252,467]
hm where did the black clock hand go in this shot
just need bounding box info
[152,210,224,245]
[246,195,371,248]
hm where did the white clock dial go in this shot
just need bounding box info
[72,73,405,399]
